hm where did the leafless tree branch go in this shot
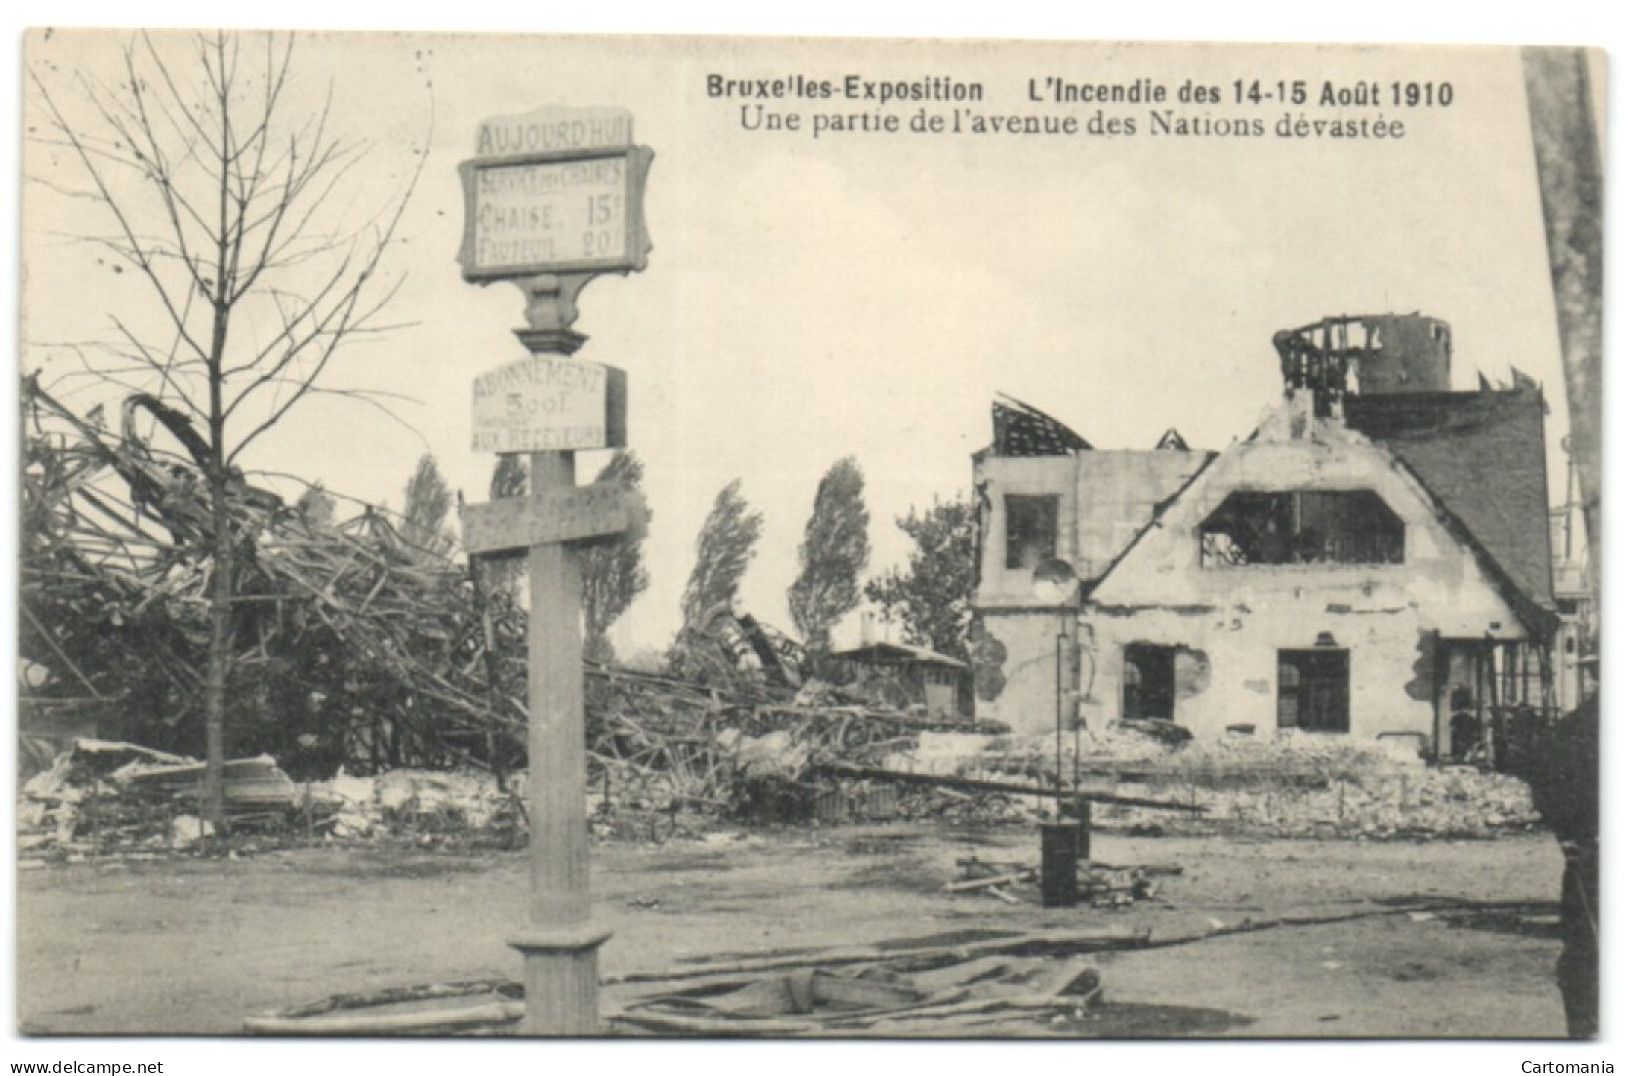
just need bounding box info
[25,28,432,830]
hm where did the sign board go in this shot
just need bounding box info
[471,355,626,454]
[461,485,644,555]
[475,105,633,157]
[458,105,653,281]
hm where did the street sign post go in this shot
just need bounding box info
[459,149,652,279]
[470,355,626,455]
[462,484,644,554]
[456,104,652,1036]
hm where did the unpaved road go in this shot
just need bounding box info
[16,826,1568,1037]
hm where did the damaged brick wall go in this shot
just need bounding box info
[968,612,1070,732]
[968,616,1008,702]
[1173,646,1211,698]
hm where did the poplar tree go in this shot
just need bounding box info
[401,453,453,558]
[580,451,650,662]
[671,479,763,672]
[788,456,870,652]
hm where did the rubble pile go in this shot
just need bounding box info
[19,671,1026,854]
[317,768,523,841]
[247,930,1130,1035]
[1166,729,1428,780]
[15,738,535,860]
[18,739,302,858]
[1089,730,1539,838]
[586,665,1016,827]
[1182,765,1538,838]
[850,723,1541,839]
[19,382,1021,839]
[960,726,1196,787]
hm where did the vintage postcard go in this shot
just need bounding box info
[14,29,1603,1053]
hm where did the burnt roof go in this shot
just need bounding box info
[991,395,1091,456]
[1344,387,1556,633]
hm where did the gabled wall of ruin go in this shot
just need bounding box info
[973,398,1528,742]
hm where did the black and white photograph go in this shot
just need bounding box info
[7,20,1607,1064]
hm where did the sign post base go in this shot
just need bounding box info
[508,925,614,1035]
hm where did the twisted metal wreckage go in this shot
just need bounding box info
[18,376,1015,826]
[21,374,527,777]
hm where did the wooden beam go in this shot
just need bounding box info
[819,765,1207,813]
[461,484,642,556]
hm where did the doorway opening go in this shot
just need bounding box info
[1123,643,1178,722]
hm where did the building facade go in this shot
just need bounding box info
[970,316,1560,758]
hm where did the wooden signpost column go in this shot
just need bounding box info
[455,106,653,1035]
[512,410,596,1033]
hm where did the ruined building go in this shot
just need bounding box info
[971,315,1564,757]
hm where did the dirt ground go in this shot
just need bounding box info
[16,824,1569,1038]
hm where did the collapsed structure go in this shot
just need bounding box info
[972,314,1575,758]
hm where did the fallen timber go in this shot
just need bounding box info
[245,933,1124,1036]
[603,926,1151,986]
[24,377,1000,798]
[817,765,1209,813]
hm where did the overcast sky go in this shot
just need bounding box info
[21,33,1586,655]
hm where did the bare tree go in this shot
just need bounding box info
[26,31,426,831]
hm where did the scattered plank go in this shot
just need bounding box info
[245,1000,524,1035]
[944,871,1032,893]
[606,927,1151,987]
[819,765,1208,813]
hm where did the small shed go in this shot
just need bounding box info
[831,642,967,719]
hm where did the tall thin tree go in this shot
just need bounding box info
[670,479,763,670]
[580,451,650,663]
[477,454,528,599]
[401,453,453,558]
[788,456,870,653]
[26,31,425,829]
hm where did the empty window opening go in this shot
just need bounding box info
[1200,490,1403,567]
[1124,643,1178,722]
[1005,494,1059,570]
[1277,649,1350,733]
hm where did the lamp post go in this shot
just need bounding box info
[1031,558,1083,907]
[1032,558,1081,788]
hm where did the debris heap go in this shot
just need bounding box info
[18,739,301,857]
[20,378,530,777]
[586,666,1015,829]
